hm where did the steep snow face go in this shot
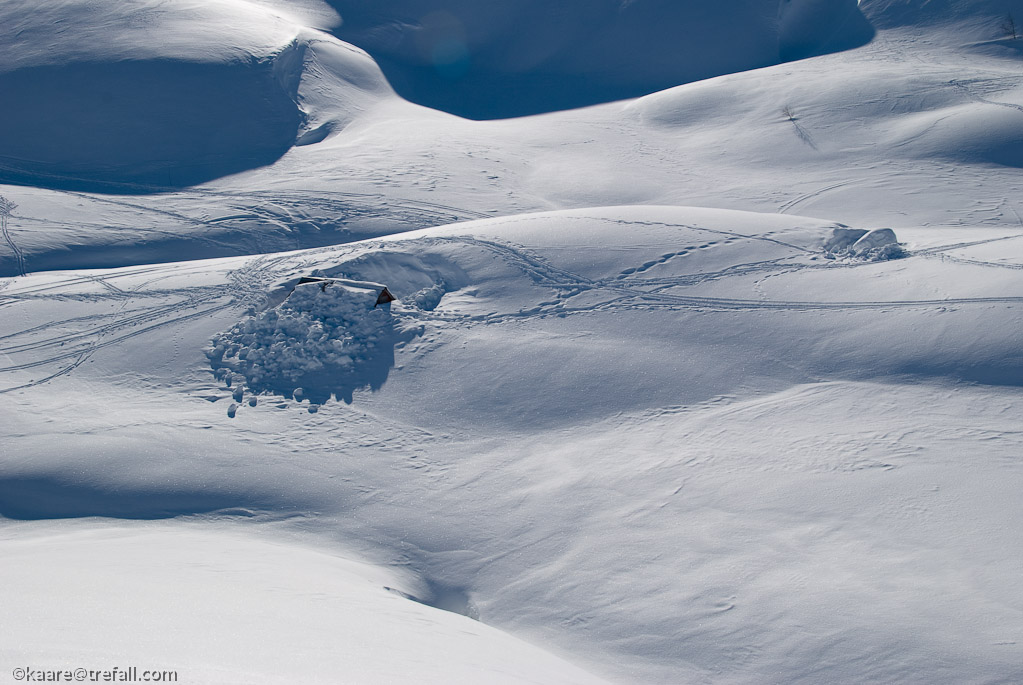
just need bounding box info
[778,0,877,61]
[0,1,391,190]
[0,59,303,190]
[325,0,874,118]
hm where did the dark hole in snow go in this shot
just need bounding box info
[384,583,480,621]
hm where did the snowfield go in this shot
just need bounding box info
[2,0,1023,683]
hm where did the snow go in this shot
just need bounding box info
[0,0,391,189]
[0,520,605,684]
[2,0,1023,683]
[209,278,414,405]
[325,0,873,118]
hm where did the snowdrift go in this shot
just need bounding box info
[0,0,391,191]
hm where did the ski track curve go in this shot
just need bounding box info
[397,236,1023,329]
[1,205,26,277]
[0,183,496,278]
[949,78,1023,115]
[0,254,291,393]
[777,181,852,214]
[4,217,1021,390]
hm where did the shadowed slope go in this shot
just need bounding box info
[0,57,303,192]
[0,0,390,193]
[324,0,874,119]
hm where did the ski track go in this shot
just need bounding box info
[913,233,1023,256]
[0,253,291,392]
[1,205,26,277]
[404,236,1023,328]
[925,253,1023,270]
[65,187,493,234]
[777,181,853,214]
[0,184,495,278]
[0,264,179,300]
[4,220,1021,392]
[949,78,1023,115]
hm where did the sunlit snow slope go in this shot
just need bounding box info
[2,0,1023,683]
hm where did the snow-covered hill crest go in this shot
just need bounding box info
[0,0,392,190]
[324,0,874,117]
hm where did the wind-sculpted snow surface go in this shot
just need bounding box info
[861,0,1023,29]
[4,0,1023,272]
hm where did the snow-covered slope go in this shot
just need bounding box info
[2,0,1023,683]
[3,0,1023,275]
[3,206,1022,682]
[324,0,874,118]
[0,0,392,190]
[1,521,605,685]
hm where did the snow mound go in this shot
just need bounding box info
[824,227,906,261]
[208,279,415,407]
[851,228,900,254]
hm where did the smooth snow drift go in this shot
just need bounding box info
[0,521,606,685]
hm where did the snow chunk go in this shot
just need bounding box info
[208,279,407,405]
[824,227,906,261]
[823,228,869,253]
[851,228,899,255]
